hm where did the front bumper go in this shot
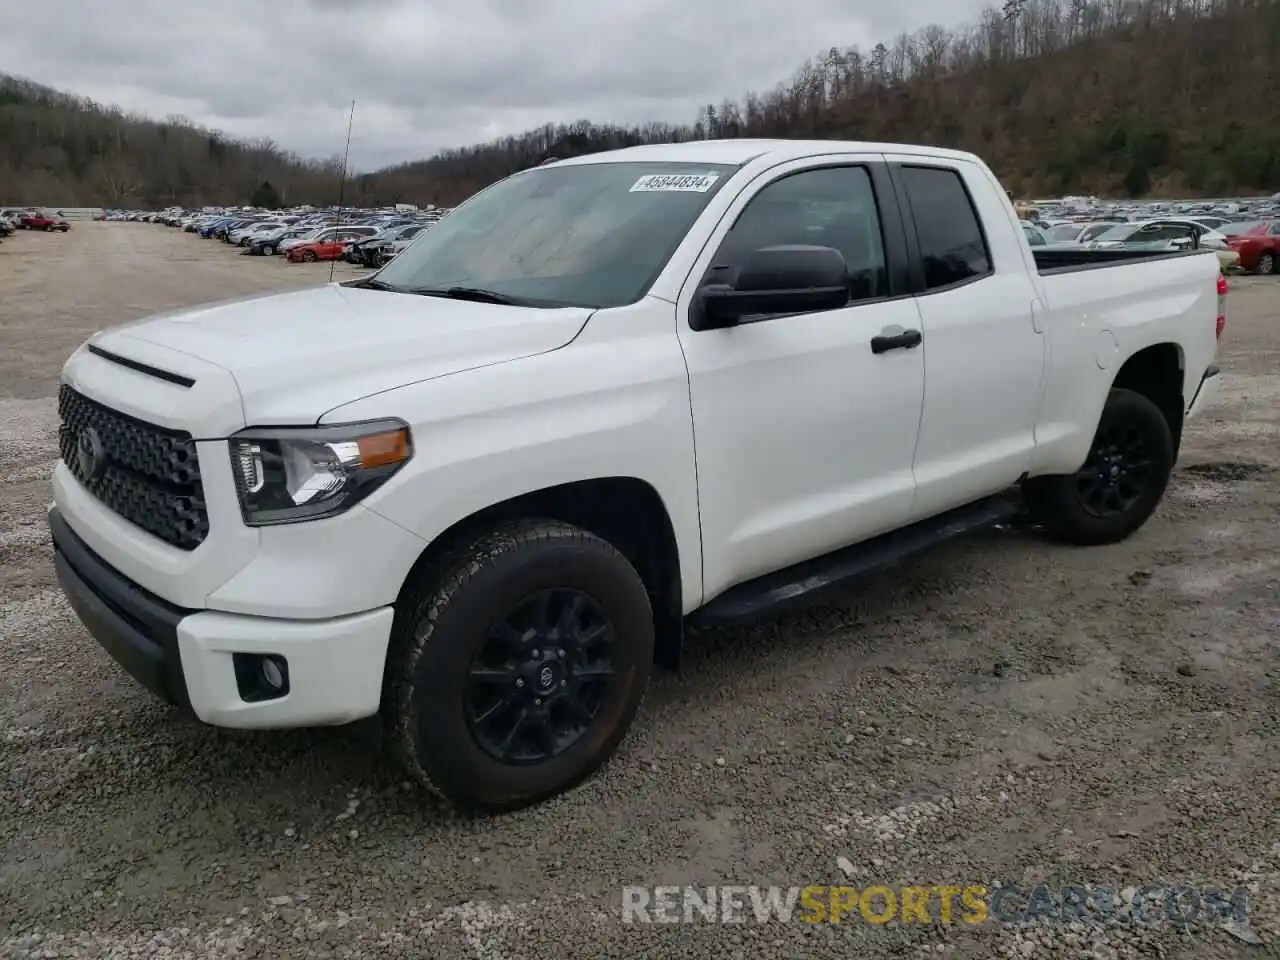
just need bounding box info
[50,507,395,729]
[51,506,193,710]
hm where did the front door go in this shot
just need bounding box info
[676,159,927,603]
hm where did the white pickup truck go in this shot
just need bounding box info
[50,140,1225,811]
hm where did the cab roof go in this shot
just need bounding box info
[549,139,982,168]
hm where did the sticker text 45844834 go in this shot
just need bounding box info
[630,173,721,193]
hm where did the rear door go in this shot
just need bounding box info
[676,156,927,599]
[883,157,1045,518]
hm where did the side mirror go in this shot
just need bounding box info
[693,245,850,331]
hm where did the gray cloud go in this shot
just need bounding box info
[0,0,990,171]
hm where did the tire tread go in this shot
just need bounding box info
[382,519,646,809]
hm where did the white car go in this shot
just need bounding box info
[1090,218,1224,248]
[231,222,286,246]
[1042,221,1122,245]
[1088,219,1237,268]
[248,225,310,256]
[227,222,272,245]
[49,139,1223,813]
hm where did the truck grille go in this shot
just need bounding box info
[57,385,209,550]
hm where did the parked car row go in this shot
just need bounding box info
[119,204,448,268]
[0,207,72,234]
[1017,213,1280,273]
[1015,191,1280,228]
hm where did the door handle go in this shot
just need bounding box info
[870,328,923,354]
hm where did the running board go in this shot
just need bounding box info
[689,492,1022,626]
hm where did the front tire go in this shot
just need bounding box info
[383,520,654,813]
[302,250,318,262]
[1023,388,1175,545]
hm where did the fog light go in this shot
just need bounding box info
[261,657,284,690]
[232,653,290,702]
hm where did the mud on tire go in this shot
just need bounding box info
[382,519,654,813]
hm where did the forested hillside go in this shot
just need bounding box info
[2,0,1278,208]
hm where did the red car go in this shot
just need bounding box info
[20,212,71,232]
[1222,219,1280,275]
[286,239,346,262]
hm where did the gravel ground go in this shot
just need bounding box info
[1,223,1278,959]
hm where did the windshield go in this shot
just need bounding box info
[1221,220,1264,235]
[1045,224,1082,242]
[1079,223,1119,242]
[375,161,737,308]
[1093,223,1142,242]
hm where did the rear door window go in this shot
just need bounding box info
[898,165,993,290]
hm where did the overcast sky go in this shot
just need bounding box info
[0,0,990,172]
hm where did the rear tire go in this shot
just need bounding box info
[1257,252,1275,275]
[1023,388,1175,546]
[383,520,654,813]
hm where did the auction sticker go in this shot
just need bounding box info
[630,173,720,193]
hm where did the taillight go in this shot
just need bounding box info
[1216,273,1228,340]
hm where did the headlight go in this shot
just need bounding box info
[228,420,412,526]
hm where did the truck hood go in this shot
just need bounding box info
[101,284,592,429]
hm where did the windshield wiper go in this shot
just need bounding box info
[406,286,531,306]
[344,277,400,292]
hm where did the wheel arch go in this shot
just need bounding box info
[1110,341,1185,457]
[394,476,685,669]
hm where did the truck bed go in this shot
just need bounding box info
[1033,246,1217,275]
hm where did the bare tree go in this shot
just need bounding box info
[3,0,1278,207]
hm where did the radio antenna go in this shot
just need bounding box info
[329,99,356,283]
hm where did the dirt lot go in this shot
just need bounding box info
[1,223,1278,959]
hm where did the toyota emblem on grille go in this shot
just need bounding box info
[75,426,106,481]
[538,665,555,689]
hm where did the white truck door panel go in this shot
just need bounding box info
[884,157,1046,518]
[675,158,925,602]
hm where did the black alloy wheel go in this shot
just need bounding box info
[1022,388,1175,545]
[383,519,654,812]
[465,588,616,764]
[1073,421,1154,517]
